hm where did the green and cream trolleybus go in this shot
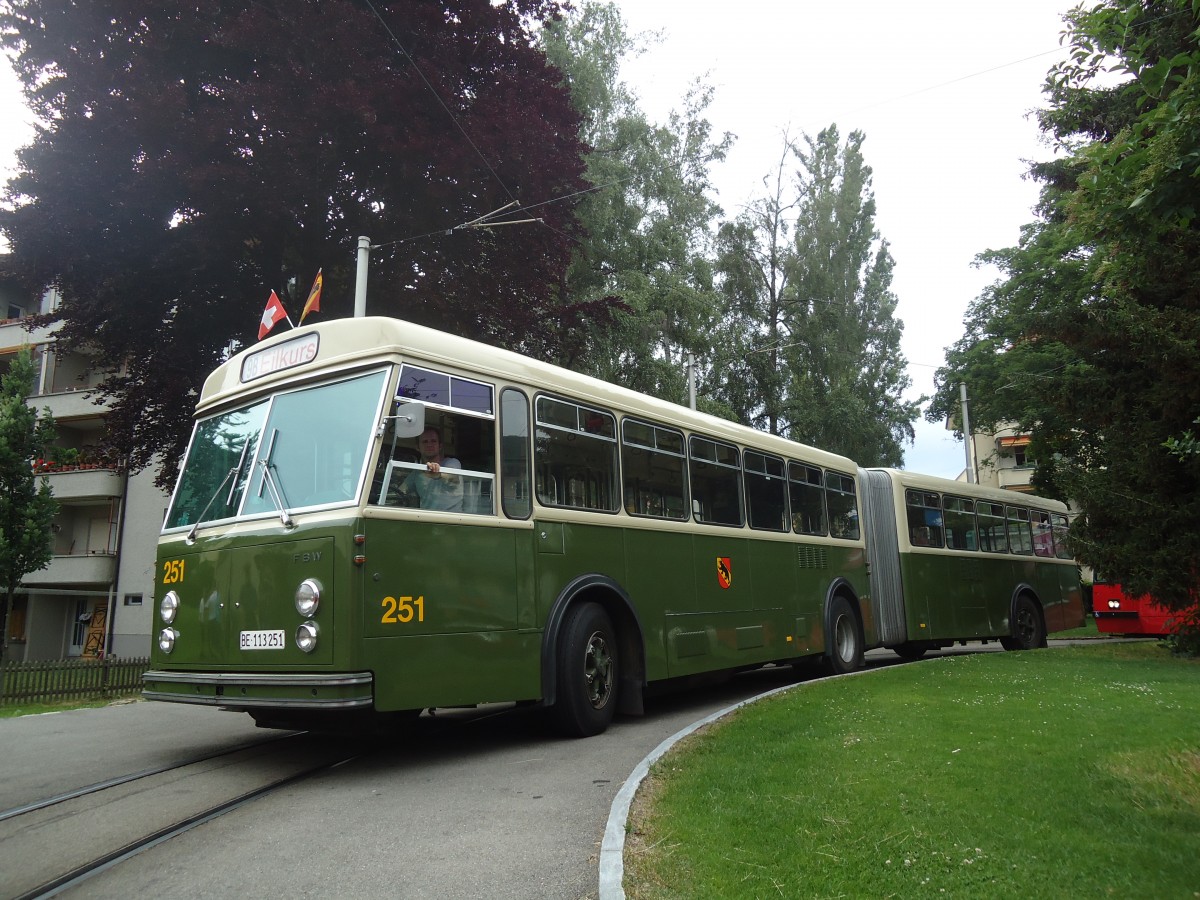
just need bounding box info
[143,317,1082,735]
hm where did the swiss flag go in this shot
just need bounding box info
[258,290,288,340]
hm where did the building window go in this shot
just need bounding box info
[124,594,143,606]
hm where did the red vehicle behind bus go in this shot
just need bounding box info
[1092,582,1188,636]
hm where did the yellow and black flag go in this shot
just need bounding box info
[300,269,322,324]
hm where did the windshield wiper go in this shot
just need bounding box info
[255,428,295,528]
[186,439,253,543]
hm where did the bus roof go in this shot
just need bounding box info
[204,316,861,473]
[867,467,1071,514]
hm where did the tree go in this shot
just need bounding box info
[0,0,593,486]
[711,136,799,435]
[0,348,57,666]
[928,0,1200,619]
[714,127,919,465]
[541,3,732,410]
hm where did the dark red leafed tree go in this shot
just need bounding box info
[0,0,595,484]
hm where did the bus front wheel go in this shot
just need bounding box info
[825,596,864,675]
[553,601,618,737]
[1001,595,1046,651]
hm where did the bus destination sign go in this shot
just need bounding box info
[241,333,320,383]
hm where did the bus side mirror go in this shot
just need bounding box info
[390,400,426,439]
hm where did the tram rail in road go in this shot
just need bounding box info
[0,733,360,900]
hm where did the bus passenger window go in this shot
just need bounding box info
[534,396,618,513]
[689,436,743,527]
[1050,513,1072,559]
[743,451,787,531]
[943,496,977,550]
[905,490,944,548]
[977,501,1007,553]
[621,419,687,520]
[1032,511,1055,558]
[825,471,860,540]
[789,462,827,535]
[500,389,531,519]
[1007,506,1034,555]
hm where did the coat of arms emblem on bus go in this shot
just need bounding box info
[716,557,732,590]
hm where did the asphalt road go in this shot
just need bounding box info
[2,665,822,899]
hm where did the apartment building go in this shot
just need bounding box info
[960,424,1036,492]
[0,279,166,661]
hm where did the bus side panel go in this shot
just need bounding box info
[624,526,694,682]
[1052,562,1085,632]
[364,633,541,710]
[362,517,539,711]
[665,532,753,677]
[901,553,1000,640]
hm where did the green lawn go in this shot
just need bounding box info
[0,697,116,718]
[626,642,1199,898]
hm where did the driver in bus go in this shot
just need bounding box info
[393,426,463,512]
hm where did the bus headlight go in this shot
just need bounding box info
[296,621,319,653]
[160,591,180,624]
[158,628,178,654]
[1109,600,1120,609]
[295,579,322,618]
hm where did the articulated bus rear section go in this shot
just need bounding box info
[860,468,1083,660]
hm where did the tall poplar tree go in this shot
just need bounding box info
[714,128,918,465]
[542,2,732,406]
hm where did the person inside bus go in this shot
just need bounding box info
[392,426,463,511]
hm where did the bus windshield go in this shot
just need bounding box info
[165,370,388,530]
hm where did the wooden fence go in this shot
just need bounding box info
[0,656,149,706]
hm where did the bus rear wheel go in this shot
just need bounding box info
[825,596,864,675]
[553,601,618,737]
[1001,595,1046,651]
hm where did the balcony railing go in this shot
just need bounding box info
[997,467,1034,490]
[22,553,117,587]
[36,388,111,420]
[38,466,123,501]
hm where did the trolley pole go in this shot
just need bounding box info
[960,382,975,484]
[354,236,371,318]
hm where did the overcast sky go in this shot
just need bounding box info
[0,2,1078,479]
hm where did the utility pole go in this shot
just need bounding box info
[354,236,371,318]
[960,383,975,484]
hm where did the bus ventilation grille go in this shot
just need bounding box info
[796,545,828,569]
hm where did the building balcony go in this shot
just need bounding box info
[39,466,124,501]
[997,466,1035,490]
[0,316,56,350]
[22,552,117,587]
[37,388,111,421]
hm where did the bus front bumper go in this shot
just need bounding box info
[142,670,374,710]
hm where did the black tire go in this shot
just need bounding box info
[1001,594,1046,651]
[552,601,618,737]
[825,595,864,675]
[893,642,928,661]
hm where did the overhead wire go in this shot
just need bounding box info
[359,0,518,205]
